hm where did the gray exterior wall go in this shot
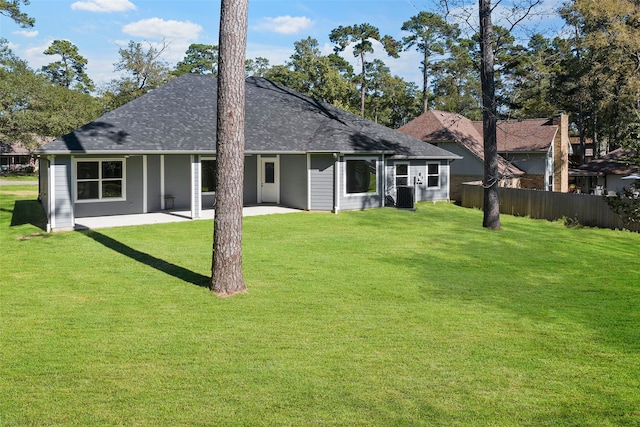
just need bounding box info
[337,154,383,211]
[385,158,451,204]
[147,155,162,212]
[164,155,191,210]
[75,155,144,217]
[280,154,308,210]
[309,154,335,211]
[503,153,546,175]
[438,142,484,176]
[243,155,258,205]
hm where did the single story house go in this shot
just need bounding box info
[570,148,639,195]
[398,110,571,200]
[1,137,52,172]
[36,75,460,232]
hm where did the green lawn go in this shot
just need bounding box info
[1,185,639,426]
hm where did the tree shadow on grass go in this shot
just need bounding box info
[10,200,47,231]
[83,230,210,288]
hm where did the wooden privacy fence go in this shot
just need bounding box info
[461,182,640,232]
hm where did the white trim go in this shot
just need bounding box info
[426,162,441,189]
[49,156,55,232]
[334,154,340,213]
[394,160,410,187]
[160,155,165,210]
[142,155,148,213]
[191,155,201,219]
[74,158,127,203]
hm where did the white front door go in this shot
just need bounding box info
[260,157,279,203]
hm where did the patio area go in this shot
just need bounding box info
[74,206,302,230]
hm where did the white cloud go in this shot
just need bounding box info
[13,30,39,38]
[254,16,313,35]
[22,40,56,70]
[119,19,204,65]
[247,43,293,67]
[122,18,203,41]
[71,0,136,13]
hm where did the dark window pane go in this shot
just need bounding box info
[396,177,408,186]
[77,181,99,199]
[346,159,376,194]
[102,161,122,179]
[428,176,439,187]
[77,162,99,179]
[396,164,408,175]
[201,160,217,192]
[428,163,439,175]
[102,181,122,198]
[264,162,275,184]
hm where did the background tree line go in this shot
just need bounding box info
[2,0,638,159]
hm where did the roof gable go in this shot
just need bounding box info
[574,148,639,175]
[38,75,457,160]
[399,110,524,177]
[471,118,558,152]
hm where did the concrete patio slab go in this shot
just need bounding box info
[74,206,302,230]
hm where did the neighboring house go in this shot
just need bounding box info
[398,111,524,201]
[398,110,571,199]
[1,137,53,172]
[36,75,460,232]
[570,148,639,195]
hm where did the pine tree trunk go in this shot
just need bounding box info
[360,52,366,117]
[211,0,248,297]
[479,0,501,230]
[422,50,429,113]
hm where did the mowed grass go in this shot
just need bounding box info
[1,185,639,426]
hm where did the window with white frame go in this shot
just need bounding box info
[76,159,125,201]
[346,158,377,194]
[201,158,217,193]
[395,162,409,187]
[427,163,440,187]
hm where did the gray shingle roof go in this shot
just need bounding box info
[37,75,458,159]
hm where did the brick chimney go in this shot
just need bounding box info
[552,113,569,192]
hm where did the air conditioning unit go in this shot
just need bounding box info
[396,186,415,209]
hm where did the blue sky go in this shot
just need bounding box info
[2,0,565,89]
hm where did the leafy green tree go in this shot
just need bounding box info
[329,23,401,116]
[245,56,270,77]
[401,11,460,113]
[41,40,94,93]
[431,37,482,119]
[364,59,420,127]
[561,0,640,155]
[173,43,218,77]
[101,40,172,110]
[0,0,34,27]
[0,39,100,150]
[506,34,562,119]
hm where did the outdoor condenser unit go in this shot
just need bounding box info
[396,186,415,209]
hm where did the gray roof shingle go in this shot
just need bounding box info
[38,75,458,159]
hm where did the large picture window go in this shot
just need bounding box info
[201,159,217,193]
[346,158,377,194]
[427,163,440,188]
[76,159,124,201]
